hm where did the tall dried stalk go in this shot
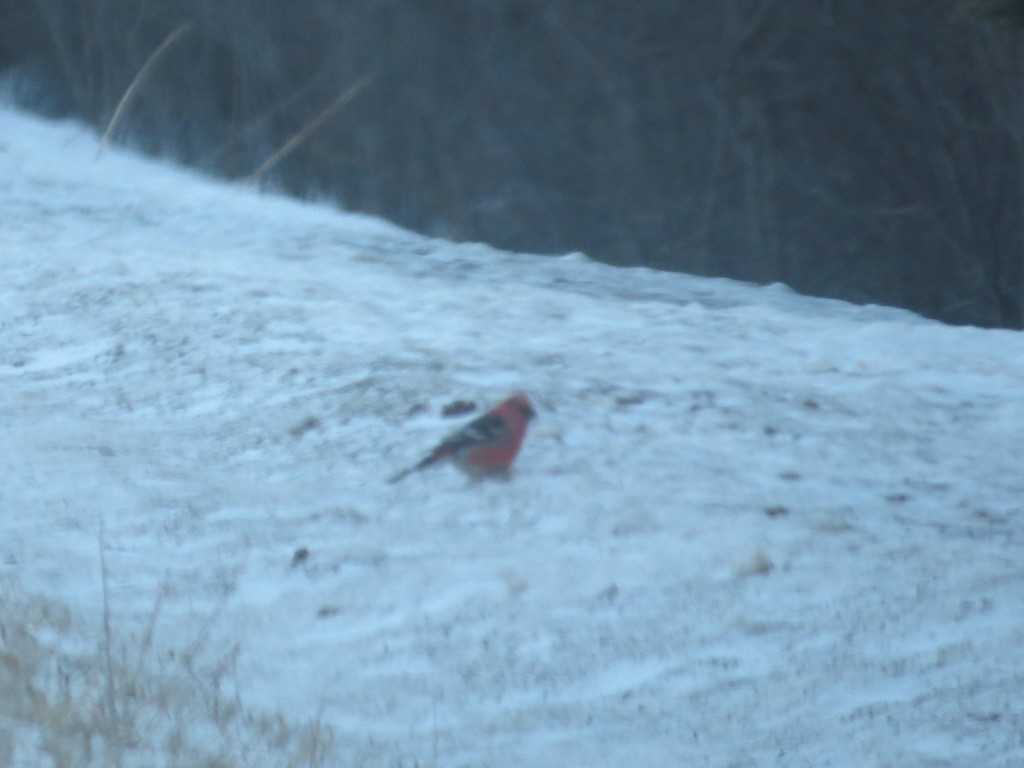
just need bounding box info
[243,74,374,186]
[96,20,195,159]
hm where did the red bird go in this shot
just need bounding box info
[388,392,536,483]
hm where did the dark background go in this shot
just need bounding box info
[2,1,1022,328]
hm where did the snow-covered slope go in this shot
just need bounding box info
[1,105,1022,767]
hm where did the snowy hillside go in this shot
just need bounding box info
[1,105,1023,767]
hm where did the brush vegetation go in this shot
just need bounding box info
[0,584,333,768]
[0,0,1021,329]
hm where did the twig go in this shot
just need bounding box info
[134,578,170,680]
[96,20,195,159]
[243,73,374,186]
[98,518,119,738]
[196,60,335,171]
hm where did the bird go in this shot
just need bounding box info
[388,392,536,483]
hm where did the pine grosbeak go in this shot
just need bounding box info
[388,392,536,483]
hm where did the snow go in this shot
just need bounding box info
[2,104,1023,767]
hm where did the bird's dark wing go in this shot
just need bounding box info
[438,411,509,453]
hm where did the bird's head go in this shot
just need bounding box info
[508,392,536,421]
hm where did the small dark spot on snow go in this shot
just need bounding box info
[763,425,779,436]
[688,389,715,412]
[316,605,340,619]
[289,416,321,438]
[803,398,821,410]
[406,402,429,418]
[291,547,310,567]
[967,712,1001,723]
[615,392,647,407]
[779,470,801,482]
[442,399,476,417]
[737,551,774,577]
[972,508,1008,525]
[765,505,789,518]
[332,507,370,526]
[597,584,620,602]
[885,493,910,504]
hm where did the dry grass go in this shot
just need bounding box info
[96,20,196,160]
[243,74,374,186]
[0,580,335,767]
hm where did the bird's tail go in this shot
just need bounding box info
[386,467,414,484]
[387,448,447,484]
